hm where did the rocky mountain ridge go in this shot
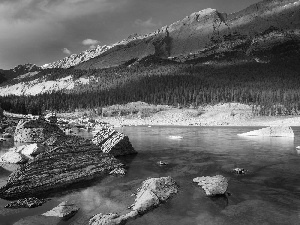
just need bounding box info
[34,0,300,70]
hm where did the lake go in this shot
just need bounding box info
[0,126,300,225]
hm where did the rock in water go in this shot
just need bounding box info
[193,175,228,196]
[5,197,47,208]
[0,145,125,199]
[14,119,64,143]
[237,126,294,137]
[89,177,178,225]
[0,151,28,164]
[42,201,79,218]
[92,127,137,156]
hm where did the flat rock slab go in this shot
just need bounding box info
[89,176,178,225]
[0,145,125,200]
[237,126,294,137]
[42,201,79,218]
[193,175,228,196]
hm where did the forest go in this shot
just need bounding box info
[0,58,300,117]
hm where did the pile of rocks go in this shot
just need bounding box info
[0,119,135,200]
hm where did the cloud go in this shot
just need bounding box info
[82,38,99,46]
[134,17,158,28]
[62,48,72,54]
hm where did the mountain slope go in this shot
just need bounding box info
[0,63,41,82]
[74,0,300,69]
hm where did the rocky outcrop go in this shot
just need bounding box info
[89,177,178,225]
[0,151,28,164]
[42,201,79,218]
[193,175,228,196]
[92,127,137,156]
[14,119,64,143]
[43,45,112,69]
[5,197,47,208]
[0,143,125,199]
[237,126,294,137]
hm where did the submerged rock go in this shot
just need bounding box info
[193,175,228,196]
[5,197,47,208]
[42,201,79,218]
[89,176,178,225]
[0,151,28,164]
[237,126,294,137]
[232,168,246,174]
[92,127,137,156]
[14,119,64,143]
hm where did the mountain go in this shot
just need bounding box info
[42,45,111,69]
[1,0,300,116]
[0,63,41,82]
[37,0,300,70]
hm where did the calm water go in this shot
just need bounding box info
[0,126,300,225]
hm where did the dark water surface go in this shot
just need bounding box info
[0,126,299,225]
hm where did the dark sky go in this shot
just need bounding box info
[0,0,262,69]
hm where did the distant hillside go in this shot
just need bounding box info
[0,63,41,83]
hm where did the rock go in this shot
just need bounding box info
[193,175,228,196]
[232,168,246,174]
[5,197,47,208]
[92,127,137,156]
[2,133,12,138]
[0,151,28,164]
[89,177,178,225]
[11,143,45,157]
[0,144,125,199]
[157,161,168,166]
[43,133,91,148]
[14,119,64,143]
[237,126,294,137]
[109,168,126,175]
[42,201,79,218]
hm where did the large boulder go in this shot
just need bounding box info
[89,177,178,225]
[14,119,64,143]
[42,201,79,218]
[237,126,294,137]
[0,145,125,199]
[92,127,137,156]
[0,151,28,164]
[193,175,228,196]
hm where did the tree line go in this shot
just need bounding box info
[1,59,300,116]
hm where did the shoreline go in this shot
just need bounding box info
[4,103,300,127]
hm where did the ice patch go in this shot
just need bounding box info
[168,136,183,140]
